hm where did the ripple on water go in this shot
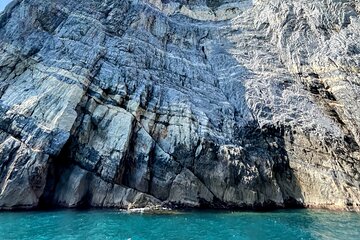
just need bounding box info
[0,209,359,240]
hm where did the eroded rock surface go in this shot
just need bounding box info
[0,0,359,211]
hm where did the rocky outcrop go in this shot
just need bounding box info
[0,0,359,211]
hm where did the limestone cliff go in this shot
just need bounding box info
[0,0,359,211]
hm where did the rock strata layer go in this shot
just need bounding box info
[0,0,359,211]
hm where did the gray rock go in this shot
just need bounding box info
[0,0,359,211]
[168,168,214,207]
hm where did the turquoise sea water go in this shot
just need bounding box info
[0,209,359,240]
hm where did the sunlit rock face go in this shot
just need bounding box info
[0,0,359,211]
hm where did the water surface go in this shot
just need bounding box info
[0,209,359,239]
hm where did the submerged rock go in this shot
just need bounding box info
[0,0,359,211]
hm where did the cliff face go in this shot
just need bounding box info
[0,0,359,211]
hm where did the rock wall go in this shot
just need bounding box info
[0,0,359,211]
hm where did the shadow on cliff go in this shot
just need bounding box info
[38,139,78,209]
[188,30,306,210]
[260,124,305,209]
